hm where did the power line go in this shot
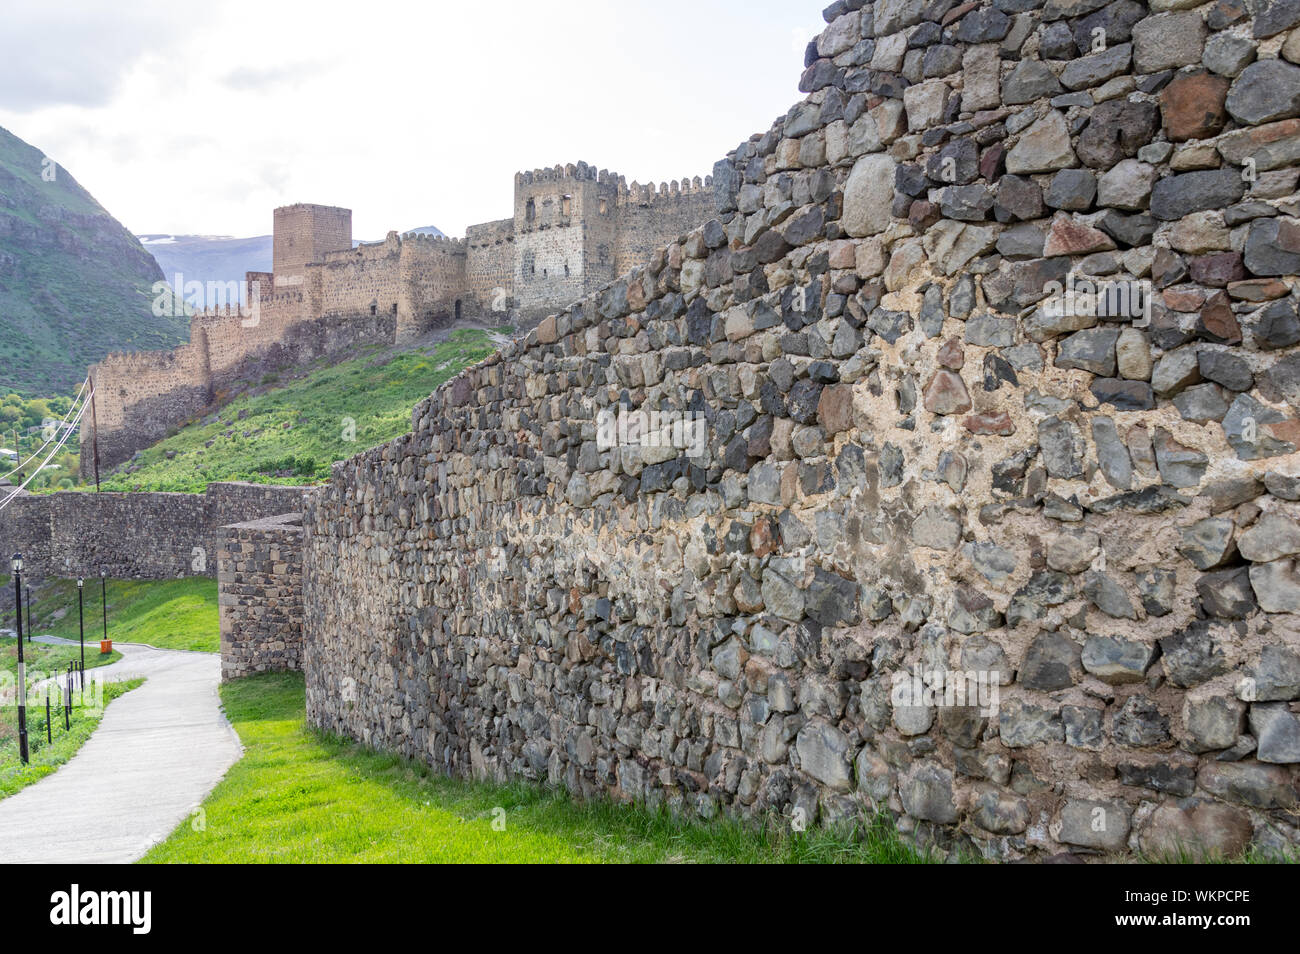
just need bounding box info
[0,378,89,483]
[0,385,94,512]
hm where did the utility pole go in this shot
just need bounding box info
[78,578,85,689]
[89,375,101,493]
[13,554,28,765]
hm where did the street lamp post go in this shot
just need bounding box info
[77,578,85,689]
[100,570,107,646]
[13,554,28,765]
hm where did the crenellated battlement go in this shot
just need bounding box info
[400,232,468,252]
[618,176,714,206]
[92,341,204,374]
[515,161,608,186]
[512,162,713,201]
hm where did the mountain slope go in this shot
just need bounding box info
[0,126,184,396]
[140,233,272,304]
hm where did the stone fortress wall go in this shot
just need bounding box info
[0,481,313,683]
[82,166,714,477]
[0,482,309,582]
[300,0,1300,859]
[217,511,307,680]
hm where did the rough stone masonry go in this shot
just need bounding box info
[302,0,1300,859]
[218,512,309,681]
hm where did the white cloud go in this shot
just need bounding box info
[0,0,821,239]
[0,1,214,111]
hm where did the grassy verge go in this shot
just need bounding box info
[98,328,504,493]
[2,637,120,680]
[143,673,934,864]
[8,577,219,653]
[0,678,144,799]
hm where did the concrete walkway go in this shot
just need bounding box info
[0,639,241,863]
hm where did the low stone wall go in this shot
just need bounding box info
[218,512,306,681]
[303,0,1300,860]
[0,482,310,581]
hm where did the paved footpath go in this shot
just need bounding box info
[0,639,241,863]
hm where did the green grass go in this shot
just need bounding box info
[143,673,934,864]
[1,637,120,682]
[0,679,143,799]
[8,577,220,654]
[39,578,218,653]
[97,328,504,493]
[1141,843,1299,864]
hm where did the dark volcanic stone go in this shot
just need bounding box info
[1077,100,1159,169]
[1255,0,1300,37]
[1117,761,1195,795]
[1150,169,1247,221]
[1021,631,1081,691]
[1160,620,1235,685]
[1091,378,1155,410]
[1097,210,1158,247]
[1045,169,1097,211]
[1195,568,1258,621]
[995,174,1045,222]
[1225,59,1300,125]
[1243,218,1300,277]
[786,379,824,424]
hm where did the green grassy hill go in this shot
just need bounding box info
[100,328,503,493]
[0,126,186,396]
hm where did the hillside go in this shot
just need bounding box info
[99,327,503,493]
[0,126,186,396]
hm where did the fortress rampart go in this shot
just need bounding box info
[82,163,713,476]
[0,482,309,582]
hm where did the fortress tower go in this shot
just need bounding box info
[509,162,715,319]
[512,163,621,316]
[272,204,352,286]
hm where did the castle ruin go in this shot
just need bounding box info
[81,163,714,475]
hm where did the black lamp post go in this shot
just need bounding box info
[100,570,107,646]
[77,578,85,689]
[13,553,28,765]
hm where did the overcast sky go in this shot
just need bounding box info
[0,0,821,239]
